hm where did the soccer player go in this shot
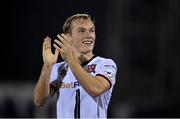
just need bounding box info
[34,13,117,118]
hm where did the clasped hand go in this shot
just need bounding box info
[42,33,78,65]
[53,33,77,63]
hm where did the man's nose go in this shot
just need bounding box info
[85,31,91,37]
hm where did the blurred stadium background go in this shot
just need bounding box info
[1,0,180,118]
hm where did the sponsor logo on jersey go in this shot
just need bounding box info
[86,64,96,73]
[61,81,80,88]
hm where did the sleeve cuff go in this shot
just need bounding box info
[96,74,112,89]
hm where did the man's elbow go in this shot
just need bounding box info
[34,97,45,107]
[34,101,44,107]
[88,88,103,97]
[88,83,110,97]
[89,92,100,97]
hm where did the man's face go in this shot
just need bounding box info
[70,19,96,54]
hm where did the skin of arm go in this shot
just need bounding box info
[34,64,53,106]
[34,36,59,107]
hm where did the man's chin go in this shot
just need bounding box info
[81,49,93,54]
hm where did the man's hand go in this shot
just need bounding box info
[43,36,59,65]
[53,34,80,63]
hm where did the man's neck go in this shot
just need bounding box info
[78,52,94,64]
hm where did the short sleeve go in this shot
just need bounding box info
[95,59,117,88]
[50,62,67,84]
[50,64,59,84]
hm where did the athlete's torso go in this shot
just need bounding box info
[50,56,117,118]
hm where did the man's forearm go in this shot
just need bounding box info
[34,64,53,106]
[67,59,102,97]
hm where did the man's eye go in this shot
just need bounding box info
[79,30,85,33]
[90,29,95,32]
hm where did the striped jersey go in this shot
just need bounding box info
[50,56,117,118]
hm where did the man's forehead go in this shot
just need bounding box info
[72,18,94,27]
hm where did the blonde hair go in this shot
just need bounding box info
[63,14,95,34]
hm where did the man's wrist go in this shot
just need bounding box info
[67,56,80,67]
[43,63,54,68]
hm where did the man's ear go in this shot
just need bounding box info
[65,33,71,37]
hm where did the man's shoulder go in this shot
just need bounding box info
[93,56,117,67]
[95,56,116,63]
[52,61,66,69]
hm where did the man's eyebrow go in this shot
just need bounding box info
[90,27,95,29]
[77,27,86,30]
[77,27,95,30]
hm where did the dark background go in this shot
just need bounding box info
[0,0,180,118]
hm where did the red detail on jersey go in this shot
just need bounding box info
[86,64,96,73]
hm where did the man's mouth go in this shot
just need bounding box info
[82,41,93,44]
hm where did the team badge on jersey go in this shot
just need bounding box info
[104,65,116,79]
[86,64,96,73]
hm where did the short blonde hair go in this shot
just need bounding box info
[63,14,95,34]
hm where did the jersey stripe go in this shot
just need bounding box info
[74,89,80,118]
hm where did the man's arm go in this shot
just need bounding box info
[34,36,59,107]
[34,64,53,106]
[68,59,111,97]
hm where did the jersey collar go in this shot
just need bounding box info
[81,55,97,67]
